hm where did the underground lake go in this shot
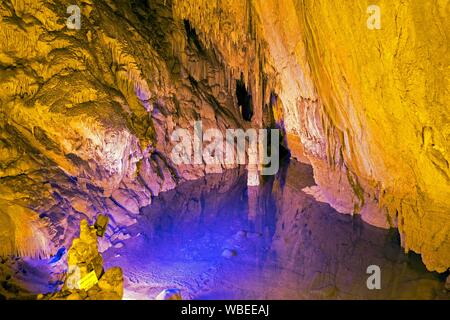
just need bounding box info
[5,160,447,300]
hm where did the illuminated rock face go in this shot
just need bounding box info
[39,219,123,300]
[65,220,104,286]
[0,0,249,258]
[0,0,448,272]
[172,0,450,272]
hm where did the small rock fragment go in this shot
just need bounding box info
[155,288,182,300]
[94,214,109,237]
[113,242,124,249]
[222,248,237,258]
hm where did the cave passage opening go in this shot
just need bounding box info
[236,73,254,122]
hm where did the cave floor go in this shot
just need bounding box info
[2,161,448,300]
[101,160,449,300]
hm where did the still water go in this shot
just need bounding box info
[103,160,449,300]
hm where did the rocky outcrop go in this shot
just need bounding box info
[39,219,123,300]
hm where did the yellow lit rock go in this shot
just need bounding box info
[40,219,123,300]
[65,219,103,289]
[98,267,123,298]
[0,0,448,274]
[171,0,450,271]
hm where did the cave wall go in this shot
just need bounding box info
[172,0,450,272]
[293,0,449,272]
[0,0,251,257]
[0,0,448,272]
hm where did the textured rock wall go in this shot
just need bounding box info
[297,0,450,273]
[171,0,449,272]
[0,0,251,258]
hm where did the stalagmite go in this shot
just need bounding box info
[38,219,123,300]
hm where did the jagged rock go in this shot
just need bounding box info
[104,199,137,227]
[0,0,448,281]
[39,220,123,300]
[98,267,123,298]
[111,189,140,215]
[172,0,450,272]
[94,215,109,237]
[97,237,112,254]
[65,220,104,287]
[0,0,249,261]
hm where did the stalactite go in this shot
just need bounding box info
[0,0,447,273]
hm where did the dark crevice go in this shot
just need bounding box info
[236,73,253,121]
[183,19,204,54]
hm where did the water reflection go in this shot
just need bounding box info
[105,160,448,300]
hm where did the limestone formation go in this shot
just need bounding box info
[0,0,248,259]
[39,219,123,300]
[172,0,450,272]
[65,219,103,287]
[0,0,448,276]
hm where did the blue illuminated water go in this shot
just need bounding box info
[103,160,448,300]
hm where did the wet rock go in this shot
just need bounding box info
[65,220,104,286]
[113,242,124,249]
[48,247,66,265]
[0,0,447,287]
[39,220,123,300]
[222,249,237,259]
[155,289,182,300]
[98,267,123,298]
[173,0,450,273]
